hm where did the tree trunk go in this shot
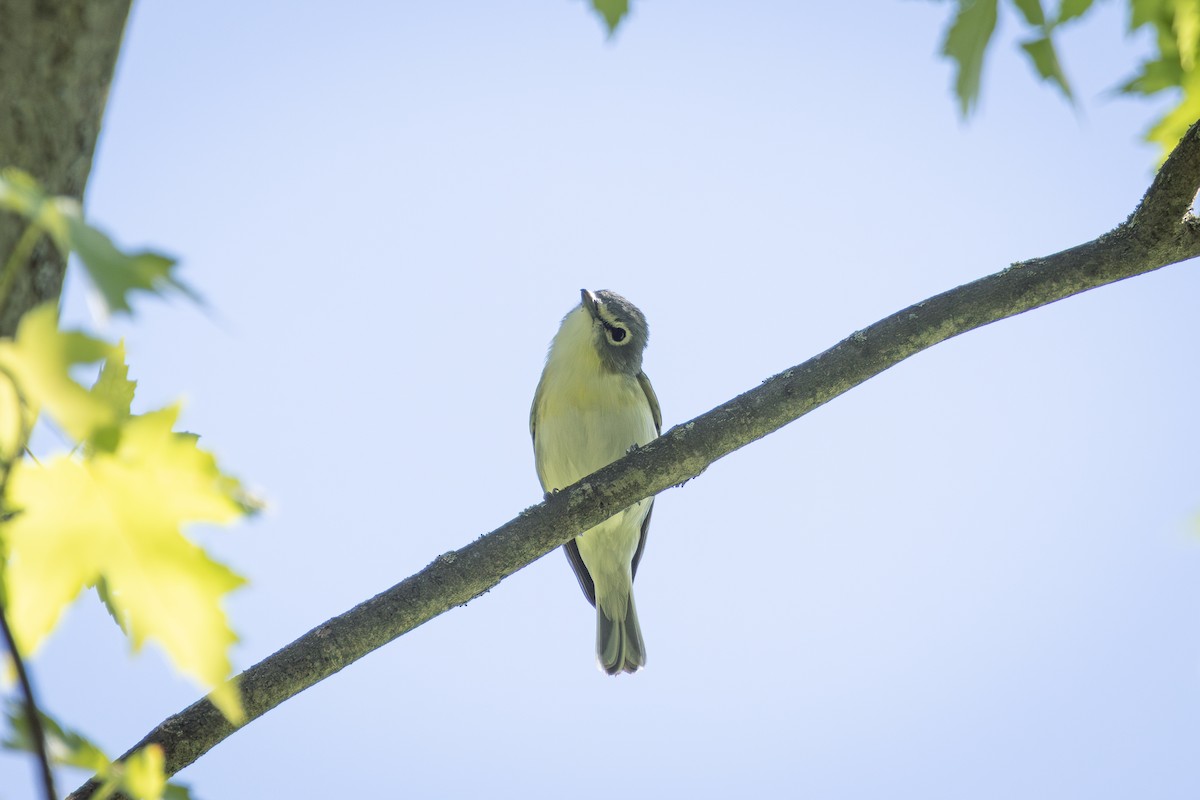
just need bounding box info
[0,0,132,335]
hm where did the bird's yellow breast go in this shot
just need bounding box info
[532,308,657,491]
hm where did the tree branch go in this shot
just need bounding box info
[66,119,1200,799]
[1130,120,1200,237]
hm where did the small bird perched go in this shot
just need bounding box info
[530,289,661,675]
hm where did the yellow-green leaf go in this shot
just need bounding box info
[0,169,69,247]
[0,370,29,464]
[0,303,117,443]
[88,341,137,453]
[1175,0,1200,70]
[3,405,247,722]
[120,744,168,800]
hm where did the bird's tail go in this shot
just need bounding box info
[596,593,645,675]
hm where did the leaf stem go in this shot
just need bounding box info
[0,222,45,309]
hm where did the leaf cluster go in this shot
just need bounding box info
[4,701,194,800]
[0,170,257,799]
[940,0,1200,156]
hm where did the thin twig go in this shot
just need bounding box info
[0,608,57,800]
[0,358,53,800]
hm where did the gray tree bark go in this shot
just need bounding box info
[0,0,132,336]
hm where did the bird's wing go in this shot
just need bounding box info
[630,370,660,579]
[529,376,541,442]
[637,370,662,434]
[563,539,597,607]
[631,500,653,581]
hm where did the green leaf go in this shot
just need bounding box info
[942,0,999,115]
[0,303,118,443]
[1056,0,1094,25]
[1120,54,1186,94]
[1020,36,1075,99]
[3,404,249,722]
[0,168,197,317]
[1145,69,1200,161]
[1011,0,1046,27]
[1131,0,1171,30]
[63,214,200,317]
[3,698,108,773]
[3,700,195,800]
[590,0,629,36]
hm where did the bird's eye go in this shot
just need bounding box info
[608,326,628,344]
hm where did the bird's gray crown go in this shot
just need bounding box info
[581,288,649,375]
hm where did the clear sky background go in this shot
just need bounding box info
[3,2,1199,798]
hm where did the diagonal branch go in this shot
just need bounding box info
[68,120,1200,800]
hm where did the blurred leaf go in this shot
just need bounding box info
[87,341,136,453]
[63,214,199,317]
[942,0,999,115]
[1,168,195,317]
[3,698,108,773]
[590,0,629,36]
[1020,36,1074,99]
[3,700,195,800]
[1120,54,1185,94]
[3,405,248,723]
[0,169,67,245]
[121,745,167,800]
[1056,0,1094,25]
[0,369,29,463]
[1146,69,1200,160]
[1011,0,1046,26]
[0,303,117,443]
[1131,0,1171,29]
[90,343,135,418]
[1175,0,1200,70]
[0,169,43,216]
[0,169,45,219]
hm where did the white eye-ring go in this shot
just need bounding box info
[606,324,630,345]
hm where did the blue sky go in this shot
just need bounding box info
[3,2,1199,798]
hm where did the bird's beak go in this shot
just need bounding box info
[580,289,599,318]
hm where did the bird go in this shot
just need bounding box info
[530,289,661,675]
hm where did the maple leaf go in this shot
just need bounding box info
[0,303,118,444]
[3,405,247,721]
